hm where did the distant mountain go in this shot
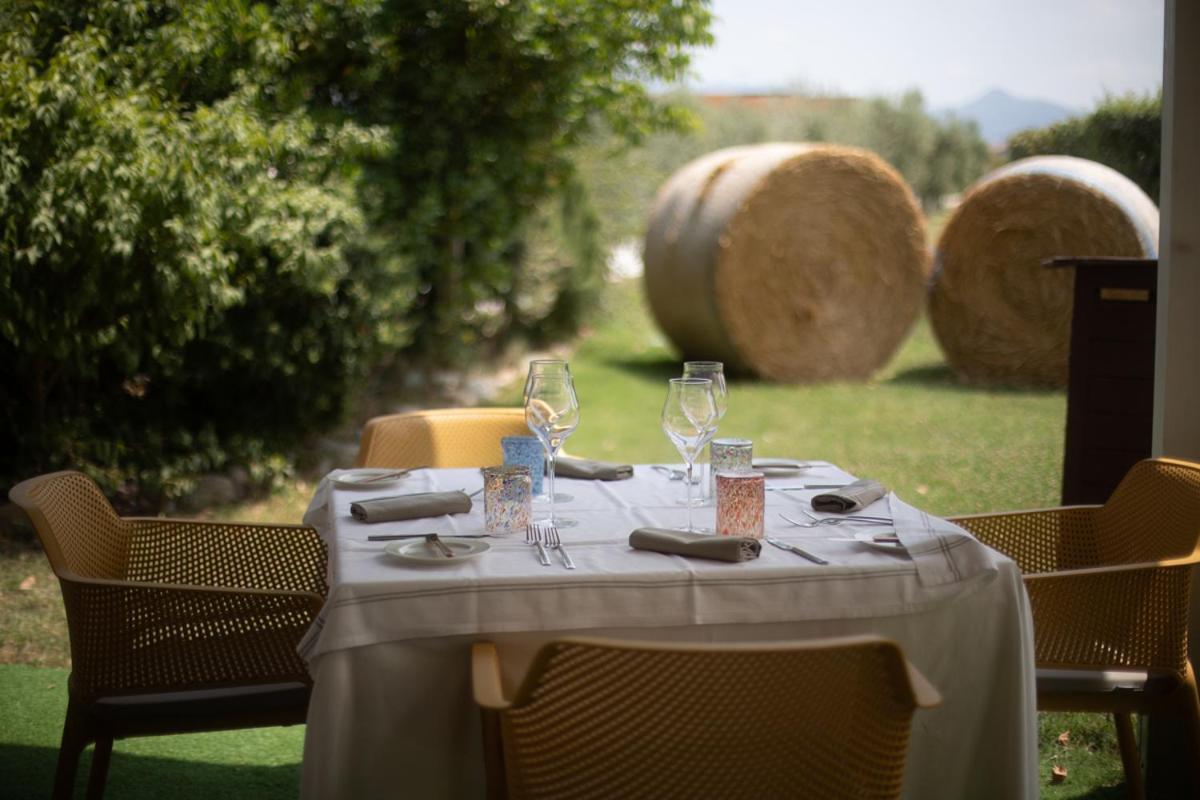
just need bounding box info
[940,89,1078,147]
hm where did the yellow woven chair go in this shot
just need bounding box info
[9,471,327,800]
[355,407,530,469]
[472,635,940,800]
[951,457,1200,799]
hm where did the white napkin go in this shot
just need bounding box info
[887,494,997,587]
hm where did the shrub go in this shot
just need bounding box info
[1008,93,1161,202]
[285,0,713,366]
[0,2,391,506]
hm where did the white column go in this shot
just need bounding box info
[1153,0,1200,463]
[1149,5,1200,794]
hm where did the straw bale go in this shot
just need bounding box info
[643,143,929,382]
[930,156,1159,387]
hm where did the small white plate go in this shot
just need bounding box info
[384,537,490,564]
[752,458,810,475]
[853,531,907,553]
[333,469,411,490]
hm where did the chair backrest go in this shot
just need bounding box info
[1096,458,1200,566]
[9,471,129,580]
[355,407,530,468]
[496,636,934,800]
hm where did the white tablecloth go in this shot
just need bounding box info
[299,464,1038,799]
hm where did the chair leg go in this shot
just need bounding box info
[1113,713,1145,800]
[1181,665,1200,796]
[54,699,90,800]
[85,735,113,800]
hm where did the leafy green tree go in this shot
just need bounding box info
[1008,92,1161,202]
[0,2,390,505]
[283,0,713,365]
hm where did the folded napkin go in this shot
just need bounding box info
[887,494,997,587]
[556,456,633,481]
[629,528,760,562]
[812,478,888,513]
[349,491,472,523]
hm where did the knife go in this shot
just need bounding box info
[367,533,487,541]
[426,533,455,558]
[766,484,847,491]
[765,538,829,565]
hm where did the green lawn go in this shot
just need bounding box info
[1,278,1127,798]
[497,279,1065,517]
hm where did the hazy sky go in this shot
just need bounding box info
[686,0,1164,110]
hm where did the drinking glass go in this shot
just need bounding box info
[525,374,580,528]
[682,361,728,503]
[524,360,574,503]
[660,377,719,532]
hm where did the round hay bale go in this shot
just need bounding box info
[643,143,929,382]
[930,155,1159,387]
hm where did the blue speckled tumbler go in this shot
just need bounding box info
[501,435,545,496]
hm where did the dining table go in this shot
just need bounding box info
[297,462,1038,799]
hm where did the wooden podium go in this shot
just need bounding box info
[1048,257,1158,506]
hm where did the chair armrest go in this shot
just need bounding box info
[1023,561,1195,676]
[123,518,327,596]
[949,505,1101,572]
[472,643,512,711]
[57,572,321,701]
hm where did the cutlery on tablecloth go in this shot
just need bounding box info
[526,524,552,566]
[538,522,575,570]
[766,484,847,491]
[356,469,412,484]
[425,533,455,558]
[779,512,893,528]
[367,533,490,542]
[651,465,702,484]
[765,538,829,565]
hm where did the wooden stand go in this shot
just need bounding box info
[1048,257,1158,505]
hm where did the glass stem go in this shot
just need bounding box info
[547,446,558,526]
[685,460,694,531]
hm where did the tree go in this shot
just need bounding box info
[283,0,714,365]
[1008,93,1161,202]
[0,2,389,504]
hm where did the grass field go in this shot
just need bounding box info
[1,278,1127,798]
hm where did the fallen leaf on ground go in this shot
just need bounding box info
[18,575,36,590]
[916,484,929,495]
[1056,731,1070,746]
[1051,765,1068,784]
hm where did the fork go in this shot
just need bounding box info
[525,524,551,566]
[779,512,894,528]
[651,465,702,484]
[539,523,575,570]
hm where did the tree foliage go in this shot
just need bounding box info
[1008,93,1161,202]
[0,0,712,504]
[0,2,389,504]
[283,0,713,364]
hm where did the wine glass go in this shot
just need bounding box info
[661,378,719,532]
[524,360,574,503]
[525,374,580,528]
[682,361,728,502]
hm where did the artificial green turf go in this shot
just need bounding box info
[0,664,302,799]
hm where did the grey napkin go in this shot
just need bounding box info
[629,528,760,562]
[349,491,472,523]
[811,479,888,513]
[556,456,633,481]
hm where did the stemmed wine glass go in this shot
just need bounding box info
[524,360,574,503]
[661,377,719,532]
[682,361,728,503]
[525,373,581,528]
